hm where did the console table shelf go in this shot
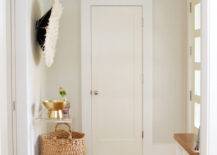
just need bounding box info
[34,118,72,123]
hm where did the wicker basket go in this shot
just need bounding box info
[40,123,85,155]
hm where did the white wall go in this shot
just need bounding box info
[44,0,81,130]
[27,0,47,154]
[26,0,81,154]
[206,0,217,155]
[153,0,187,143]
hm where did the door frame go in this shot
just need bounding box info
[201,0,217,154]
[0,0,9,154]
[200,0,208,154]
[81,0,153,154]
[0,0,15,154]
[87,5,144,155]
[8,0,30,154]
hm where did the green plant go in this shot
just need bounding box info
[59,87,67,98]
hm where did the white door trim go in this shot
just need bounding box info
[81,0,153,154]
[13,0,30,154]
[0,0,15,154]
[200,0,208,154]
[201,0,217,155]
[0,0,9,154]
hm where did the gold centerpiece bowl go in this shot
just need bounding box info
[42,100,67,119]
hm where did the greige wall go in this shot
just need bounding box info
[28,0,47,154]
[44,0,81,130]
[28,0,81,154]
[153,0,187,143]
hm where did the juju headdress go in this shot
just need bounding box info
[36,0,63,67]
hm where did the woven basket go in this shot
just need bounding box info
[40,123,85,155]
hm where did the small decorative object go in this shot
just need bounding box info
[42,87,70,119]
[59,87,67,98]
[42,100,67,119]
[59,87,70,118]
[40,123,85,155]
[36,0,63,67]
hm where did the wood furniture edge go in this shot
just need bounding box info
[174,133,199,155]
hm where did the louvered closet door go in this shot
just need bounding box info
[91,6,143,155]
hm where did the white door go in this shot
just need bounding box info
[91,6,143,155]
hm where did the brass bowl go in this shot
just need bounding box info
[43,100,67,110]
[42,100,67,119]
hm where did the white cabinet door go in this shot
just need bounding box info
[91,6,143,155]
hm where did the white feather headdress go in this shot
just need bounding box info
[36,0,63,67]
[44,0,63,67]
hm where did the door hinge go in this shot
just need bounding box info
[142,131,144,139]
[12,100,16,111]
[141,74,144,84]
[189,46,193,56]
[142,17,144,28]
[190,90,192,101]
[189,2,192,13]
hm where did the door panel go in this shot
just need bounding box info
[91,6,143,155]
